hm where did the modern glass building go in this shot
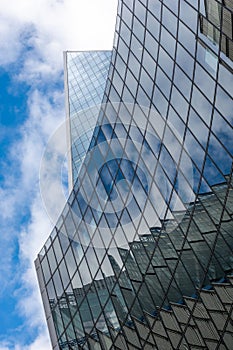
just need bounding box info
[64,51,112,190]
[36,0,233,349]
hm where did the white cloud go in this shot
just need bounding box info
[0,88,63,349]
[0,0,117,348]
[0,344,10,350]
[22,332,51,350]
[0,330,50,350]
[0,0,117,82]
[0,16,23,65]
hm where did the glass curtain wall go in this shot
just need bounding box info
[36,1,233,349]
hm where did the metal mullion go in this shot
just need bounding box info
[94,150,140,251]
[130,241,171,309]
[83,272,115,343]
[84,252,125,343]
[121,2,185,290]
[216,277,233,348]
[182,191,233,350]
[175,1,229,348]
[197,189,233,262]
[208,130,233,165]
[143,0,195,231]
[154,3,217,347]
[108,137,187,340]
[72,255,108,340]
[61,252,85,342]
[52,268,70,342]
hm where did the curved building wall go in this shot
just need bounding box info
[36,1,233,349]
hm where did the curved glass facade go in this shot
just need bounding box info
[36,1,233,349]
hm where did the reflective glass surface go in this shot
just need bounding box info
[65,51,111,186]
[37,1,233,349]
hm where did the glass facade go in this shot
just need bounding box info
[36,1,233,349]
[64,51,112,188]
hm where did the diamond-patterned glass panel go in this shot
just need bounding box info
[36,1,233,349]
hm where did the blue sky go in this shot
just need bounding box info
[0,1,117,349]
